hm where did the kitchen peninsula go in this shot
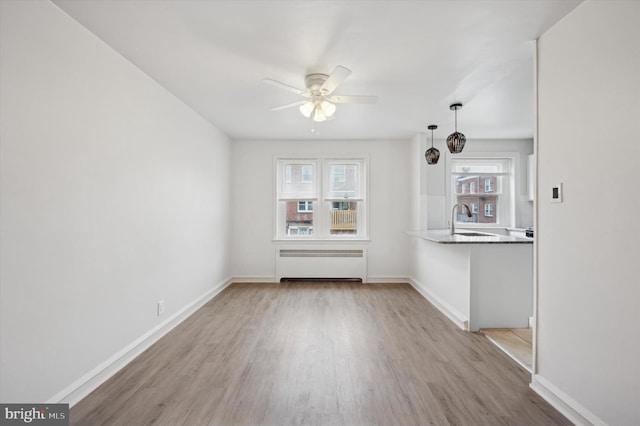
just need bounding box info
[408,230,533,332]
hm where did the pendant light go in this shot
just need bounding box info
[425,125,440,165]
[446,103,466,154]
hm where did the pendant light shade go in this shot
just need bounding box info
[425,125,440,165]
[446,103,466,154]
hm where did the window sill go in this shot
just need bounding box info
[272,239,371,244]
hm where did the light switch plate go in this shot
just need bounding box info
[551,183,563,203]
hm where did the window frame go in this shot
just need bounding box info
[446,152,517,229]
[275,156,368,240]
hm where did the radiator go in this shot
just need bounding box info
[275,248,367,281]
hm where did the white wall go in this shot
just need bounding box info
[535,1,640,424]
[421,136,533,230]
[230,139,411,281]
[0,0,231,403]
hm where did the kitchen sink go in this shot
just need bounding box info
[455,232,491,237]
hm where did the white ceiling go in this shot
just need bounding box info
[53,0,581,141]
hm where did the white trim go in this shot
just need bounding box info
[365,276,411,284]
[231,275,278,283]
[272,239,371,244]
[232,276,410,284]
[278,197,318,201]
[530,374,606,426]
[48,277,233,407]
[408,277,469,331]
[532,38,539,376]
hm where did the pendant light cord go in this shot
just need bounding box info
[454,108,457,132]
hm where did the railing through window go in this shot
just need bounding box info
[330,210,357,231]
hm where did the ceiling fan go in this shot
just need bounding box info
[263,66,378,122]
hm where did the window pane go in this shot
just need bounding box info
[455,175,501,195]
[281,163,315,199]
[327,163,360,199]
[285,200,313,236]
[454,195,498,224]
[329,201,358,235]
[454,172,501,224]
[331,165,346,182]
[301,165,312,183]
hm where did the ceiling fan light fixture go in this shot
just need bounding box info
[321,100,336,117]
[299,101,315,118]
[446,103,466,154]
[313,107,327,122]
[266,65,377,124]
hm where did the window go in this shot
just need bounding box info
[484,203,494,217]
[288,226,311,236]
[331,201,350,210]
[485,178,494,193]
[297,201,313,212]
[276,158,367,239]
[450,156,514,227]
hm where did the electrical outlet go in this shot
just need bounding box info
[528,316,534,328]
[157,300,165,316]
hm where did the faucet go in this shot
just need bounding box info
[451,203,472,235]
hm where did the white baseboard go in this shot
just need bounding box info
[230,276,411,284]
[530,374,605,426]
[48,277,233,407]
[231,275,278,283]
[408,277,469,331]
[365,276,410,284]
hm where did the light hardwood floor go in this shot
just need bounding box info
[71,282,569,425]
[481,328,533,372]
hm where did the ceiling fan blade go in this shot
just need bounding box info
[271,100,308,111]
[321,65,352,95]
[262,78,308,96]
[326,95,378,104]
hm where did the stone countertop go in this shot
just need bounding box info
[407,230,533,244]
